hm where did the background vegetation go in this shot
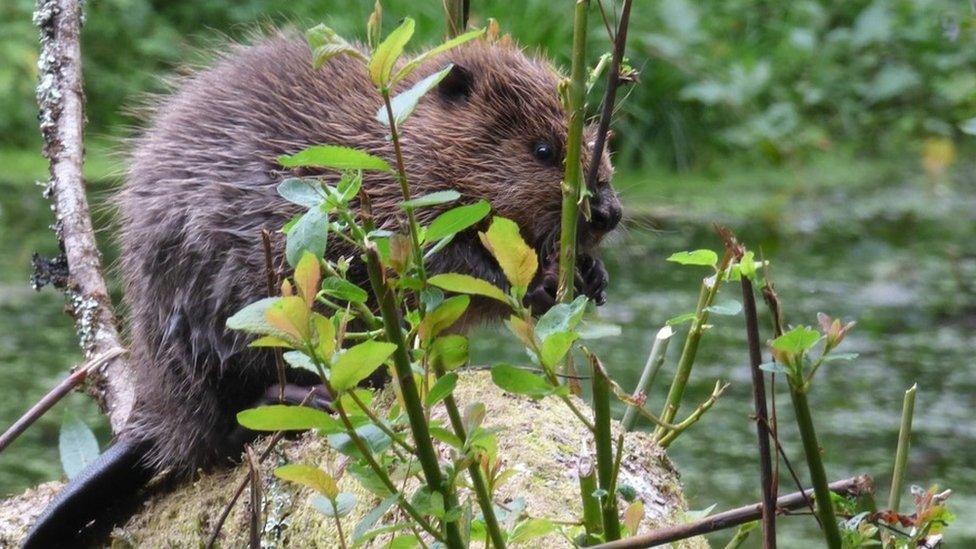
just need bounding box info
[0,0,974,546]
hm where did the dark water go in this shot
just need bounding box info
[1,162,973,545]
[469,165,976,545]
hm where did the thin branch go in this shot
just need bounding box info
[0,346,124,453]
[584,0,634,193]
[34,0,134,431]
[724,230,777,549]
[589,476,873,549]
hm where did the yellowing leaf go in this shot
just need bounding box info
[624,500,644,535]
[312,313,336,358]
[418,295,470,342]
[274,463,339,499]
[427,273,509,304]
[265,296,311,342]
[479,217,538,290]
[369,17,415,87]
[294,251,321,306]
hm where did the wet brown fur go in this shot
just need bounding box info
[116,32,618,477]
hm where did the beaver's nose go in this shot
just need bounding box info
[589,189,622,233]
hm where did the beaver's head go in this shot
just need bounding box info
[401,41,621,260]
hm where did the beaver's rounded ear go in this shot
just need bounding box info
[437,64,474,102]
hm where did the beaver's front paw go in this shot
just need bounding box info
[524,254,609,315]
[577,254,609,306]
[525,259,559,316]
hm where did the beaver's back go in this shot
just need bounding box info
[117,34,396,474]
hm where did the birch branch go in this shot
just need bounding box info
[32,0,133,432]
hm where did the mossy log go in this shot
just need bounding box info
[0,372,705,547]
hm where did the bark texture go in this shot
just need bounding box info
[33,0,133,431]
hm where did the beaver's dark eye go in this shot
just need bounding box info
[533,141,555,163]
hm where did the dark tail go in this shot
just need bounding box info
[22,439,154,548]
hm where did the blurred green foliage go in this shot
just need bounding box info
[1,0,973,168]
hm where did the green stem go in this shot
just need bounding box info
[621,325,674,431]
[579,465,602,538]
[364,247,463,547]
[380,90,427,285]
[657,381,729,448]
[590,354,621,541]
[556,0,590,303]
[347,389,415,455]
[655,267,726,439]
[887,384,917,512]
[433,363,507,549]
[444,0,469,37]
[788,384,842,548]
[305,351,441,541]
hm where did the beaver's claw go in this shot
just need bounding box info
[524,254,609,315]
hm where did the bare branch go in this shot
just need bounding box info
[33,0,133,431]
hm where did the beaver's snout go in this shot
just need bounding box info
[586,186,622,234]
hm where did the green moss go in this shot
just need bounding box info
[1,372,704,547]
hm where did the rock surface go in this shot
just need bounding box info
[0,371,706,547]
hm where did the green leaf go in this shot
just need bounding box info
[410,487,445,518]
[321,277,369,304]
[426,373,458,406]
[490,363,556,398]
[429,425,463,448]
[59,412,99,480]
[463,402,486,433]
[508,518,556,545]
[667,312,697,326]
[425,200,491,243]
[314,313,337,358]
[306,24,364,68]
[479,217,538,290]
[399,190,460,209]
[427,273,509,304]
[277,178,325,208]
[772,326,821,354]
[758,361,789,374]
[706,299,742,316]
[227,297,281,334]
[328,423,392,457]
[418,295,470,342]
[335,171,363,204]
[378,65,455,127]
[540,331,578,368]
[330,341,397,392]
[739,250,757,280]
[394,28,485,82]
[369,17,415,87]
[576,320,622,339]
[282,350,319,375]
[237,405,343,433]
[285,205,329,267]
[278,145,391,172]
[667,249,719,268]
[274,463,338,498]
[535,295,588,342]
[312,493,357,518]
[353,494,399,542]
[430,335,469,371]
[961,117,976,136]
[388,534,420,549]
